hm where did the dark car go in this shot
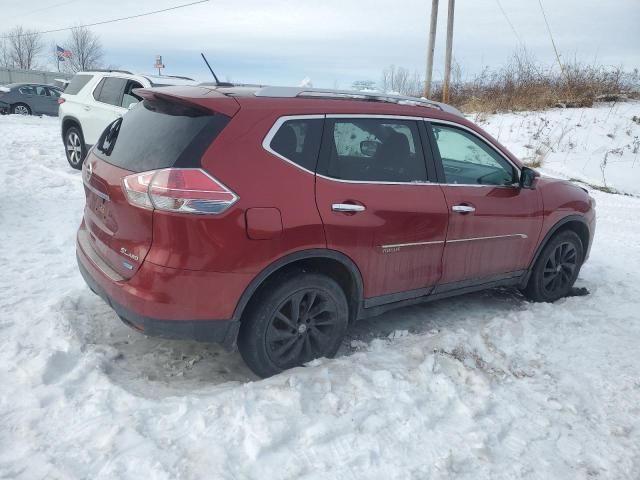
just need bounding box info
[76,85,596,377]
[0,83,63,116]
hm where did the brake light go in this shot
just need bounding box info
[122,168,238,214]
[57,98,66,104]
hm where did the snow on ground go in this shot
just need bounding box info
[474,101,640,195]
[1,107,640,479]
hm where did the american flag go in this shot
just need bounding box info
[56,45,72,61]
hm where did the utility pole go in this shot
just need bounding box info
[442,0,455,103]
[424,0,439,98]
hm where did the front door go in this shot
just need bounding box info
[427,122,543,285]
[315,116,449,303]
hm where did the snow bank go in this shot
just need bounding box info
[474,101,640,195]
[1,112,639,479]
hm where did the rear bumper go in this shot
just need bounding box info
[0,101,8,114]
[76,230,246,347]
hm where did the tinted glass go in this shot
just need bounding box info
[121,81,143,108]
[65,74,93,95]
[269,119,323,171]
[48,87,61,98]
[34,86,48,96]
[97,77,126,106]
[18,86,35,95]
[95,97,230,173]
[323,118,427,182]
[431,124,516,186]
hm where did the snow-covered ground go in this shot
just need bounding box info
[1,103,639,479]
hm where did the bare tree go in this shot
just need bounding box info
[381,65,422,96]
[5,25,43,70]
[65,26,103,72]
[351,80,377,91]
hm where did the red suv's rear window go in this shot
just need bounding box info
[94,97,229,173]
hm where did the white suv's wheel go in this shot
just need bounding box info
[65,126,86,169]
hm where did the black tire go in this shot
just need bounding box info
[12,103,31,115]
[238,272,349,378]
[523,230,584,302]
[64,125,86,169]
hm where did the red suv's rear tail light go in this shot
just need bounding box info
[122,168,238,214]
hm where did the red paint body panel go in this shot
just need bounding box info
[439,186,543,283]
[246,208,283,240]
[315,180,449,297]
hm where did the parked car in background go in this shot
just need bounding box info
[0,83,63,116]
[76,85,596,378]
[58,70,197,169]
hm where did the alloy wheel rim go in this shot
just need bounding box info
[66,132,82,165]
[266,289,340,368]
[542,241,578,295]
[15,105,29,115]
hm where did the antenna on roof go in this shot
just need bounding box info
[200,52,220,84]
[200,53,234,87]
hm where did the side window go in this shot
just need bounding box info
[323,118,427,182]
[64,74,93,95]
[121,81,143,108]
[268,118,323,171]
[431,124,516,186]
[18,86,35,95]
[34,86,49,96]
[96,77,127,106]
[47,87,61,98]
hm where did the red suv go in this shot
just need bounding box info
[77,85,596,377]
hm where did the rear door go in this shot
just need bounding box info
[427,121,543,285]
[315,115,449,303]
[81,95,231,279]
[83,76,128,144]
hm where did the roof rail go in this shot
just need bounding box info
[164,75,195,81]
[254,86,462,116]
[84,69,133,74]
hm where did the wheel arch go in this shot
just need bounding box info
[522,214,590,286]
[61,115,82,139]
[233,249,364,324]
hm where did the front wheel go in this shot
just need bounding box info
[64,126,86,169]
[238,272,349,378]
[12,103,31,115]
[523,230,584,302]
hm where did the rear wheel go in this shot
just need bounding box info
[523,230,584,302]
[64,126,86,169]
[12,103,31,115]
[238,272,349,378]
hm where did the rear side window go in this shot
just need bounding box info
[320,118,427,182]
[95,77,126,106]
[65,74,93,95]
[95,97,230,173]
[268,118,323,171]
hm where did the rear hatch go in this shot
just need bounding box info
[81,88,237,279]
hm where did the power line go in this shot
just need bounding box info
[7,1,80,24]
[537,0,564,71]
[1,0,209,39]
[495,0,523,45]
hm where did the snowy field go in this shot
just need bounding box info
[1,102,639,479]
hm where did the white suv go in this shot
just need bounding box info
[59,70,197,169]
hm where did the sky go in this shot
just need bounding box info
[2,0,639,88]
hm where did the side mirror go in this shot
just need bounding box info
[520,166,540,189]
[360,140,378,157]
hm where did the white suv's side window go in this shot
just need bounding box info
[93,77,127,107]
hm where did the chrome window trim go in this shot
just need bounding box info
[427,119,522,184]
[325,113,425,121]
[262,114,325,176]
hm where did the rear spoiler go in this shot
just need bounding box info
[133,86,240,117]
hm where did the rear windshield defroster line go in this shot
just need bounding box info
[94,97,230,173]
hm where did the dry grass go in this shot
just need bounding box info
[426,50,639,113]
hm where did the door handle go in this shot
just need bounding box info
[332,203,366,213]
[83,105,91,111]
[452,205,476,213]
